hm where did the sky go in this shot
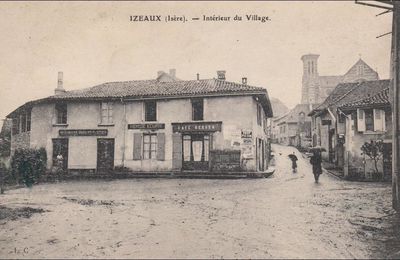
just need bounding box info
[0,1,393,126]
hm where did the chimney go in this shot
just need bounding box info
[217,70,226,81]
[196,73,200,80]
[54,71,65,95]
[157,71,164,78]
[242,77,247,85]
[169,69,176,78]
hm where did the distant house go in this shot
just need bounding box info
[339,86,392,180]
[308,79,390,178]
[271,104,316,148]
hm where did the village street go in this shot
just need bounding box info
[0,144,399,259]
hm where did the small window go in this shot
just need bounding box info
[192,98,204,121]
[145,101,157,122]
[365,109,374,131]
[143,134,157,159]
[55,103,67,124]
[101,102,113,124]
[26,110,31,132]
[12,118,19,135]
[20,113,26,132]
[257,104,263,126]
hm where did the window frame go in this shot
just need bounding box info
[144,100,157,122]
[192,98,204,121]
[364,109,374,132]
[55,103,68,125]
[100,102,114,125]
[143,133,157,160]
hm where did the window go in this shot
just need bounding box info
[26,110,31,132]
[143,134,157,159]
[20,113,26,132]
[145,100,157,121]
[101,102,113,124]
[192,98,204,121]
[257,104,263,126]
[365,109,374,131]
[12,118,19,135]
[55,103,67,124]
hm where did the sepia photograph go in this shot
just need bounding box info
[0,0,399,259]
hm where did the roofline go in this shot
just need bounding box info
[339,103,390,111]
[6,89,273,118]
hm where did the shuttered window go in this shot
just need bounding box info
[143,134,157,159]
[192,98,204,121]
[357,109,366,132]
[365,109,374,131]
[157,133,165,161]
[133,133,142,160]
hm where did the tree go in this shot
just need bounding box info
[361,140,384,180]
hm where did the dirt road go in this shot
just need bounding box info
[0,144,399,259]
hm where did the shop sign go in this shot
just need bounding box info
[241,130,252,138]
[128,123,165,130]
[59,129,108,136]
[172,121,222,132]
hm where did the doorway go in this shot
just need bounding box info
[52,138,68,170]
[182,134,210,171]
[97,138,115,172]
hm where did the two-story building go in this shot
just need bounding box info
[7,70,273,175]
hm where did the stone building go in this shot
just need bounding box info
[339,87,392,180]
[308,79,390,172]
[301,54,380,105]
[6,70,273,175]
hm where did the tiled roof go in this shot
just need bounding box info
[48,78,267,100]
[340,87,390,109]
[7,78,273,117]
[309,79,390,116]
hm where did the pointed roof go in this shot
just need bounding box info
[342,58,379,82]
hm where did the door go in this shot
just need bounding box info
[97,138,115,172]
[182,134,210,171]
[383,143,392,180]
[52,138,68,170]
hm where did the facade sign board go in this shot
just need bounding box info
[128,123,165,130]
[59,129,108,136]
[172,121,222,133]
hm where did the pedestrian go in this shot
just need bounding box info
[310,150,322,183]
[288,152,298,173]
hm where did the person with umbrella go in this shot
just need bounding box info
[309,146,324,183]
[288,152,298,173]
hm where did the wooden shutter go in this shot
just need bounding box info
[374,109,384,131]
[172,133,182,170]
[157,133,165,161]
[133,133,142,160]
[357,109,366,132]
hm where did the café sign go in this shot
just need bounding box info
[128,123,165,130]
[172,121,222,133]
[59,129,108,136]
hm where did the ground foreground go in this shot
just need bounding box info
[0,144,399,259]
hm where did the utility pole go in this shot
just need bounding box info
[392,1,400,210]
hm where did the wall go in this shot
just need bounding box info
[344,113,392,179]
[28,95,266,172]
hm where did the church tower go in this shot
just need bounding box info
[301,54,320,104]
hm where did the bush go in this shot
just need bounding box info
[10,148,47,187]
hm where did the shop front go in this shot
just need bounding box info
[172,121,222,171]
